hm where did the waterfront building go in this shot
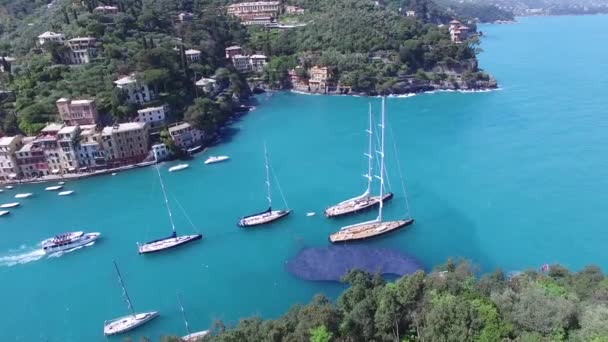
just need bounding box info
[231,54,252,73]
[285,5,304,14]
[178,12,194,22]
[449,20,470,43]
[15,137,48,178]
[35,123,64,174]
[57,126,81,172]
[76,125,106,170]
[250,54,268,72]
[56,98,99,125]
[0,56,15,73]
[114,74,156,104]
[136,105,166,129]
[93,5,119,14]
[168,122,203,149]
[195,77,217,93]
[152,143,170,162]
[406,10,416,17]
[308,66,331,92]
[225,46,243,59]
[0,135,24,180]
[102,122,150,166]
[227,1,280,25]
[38,31,65,45]
[185,49,202,63]
[66,37,97,65]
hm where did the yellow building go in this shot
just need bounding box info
[102,122,149,166]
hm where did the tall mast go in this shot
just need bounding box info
[155,165,176,233]
[364,103,373,195]
[264,143,272,209]
[113,260,135,316]
[376,98,387,222]
[176,293,191,336]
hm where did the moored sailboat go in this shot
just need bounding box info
[177,293,210,342]
[329,98,414,243]
[103,261,159,336]
[137,166,202,254]
[324,104,393,218]
[238,144,290,227]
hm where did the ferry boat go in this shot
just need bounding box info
[58,190,75,196]
[45,185,63,191]
[41,231,100,254]
[238,144,291,227]
[324,104,393,218]
[14,193,33,199]
[0,202,19,209]
[104,261,159,336]
[0,210,9,217]
[169,164,189,172]
[204,156,230,165]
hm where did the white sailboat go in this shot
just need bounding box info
[177,293,210,342]
[137,166,202,254]
[330,98,414,243]
[103,261,159,336]
[324,104,393,218]
[238,144,291,227]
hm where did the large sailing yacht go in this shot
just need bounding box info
[324,104,393,218]
[238,144,291,227]
[329,98,414,243]
[177,293,210,342]
[103,261,159,336]
[137,165,202,254]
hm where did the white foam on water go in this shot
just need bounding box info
[0,248,45,267]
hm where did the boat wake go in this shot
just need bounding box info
[0,241,97,266]
[0,245,45,267]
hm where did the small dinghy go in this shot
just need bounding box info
[0,202,20,209]
[112,173,117,176]
[204,156,230,165]
[0,210,9,217]
[169,164,189,172]
[15,193,33,199]
[5,185,13,190]
[58,181,65,185]
[58,190,74,196]
[45,185,63,191]
[306,212,316,217]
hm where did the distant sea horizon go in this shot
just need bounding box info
[1,15,607,342]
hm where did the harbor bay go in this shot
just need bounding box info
[1,15,608,341]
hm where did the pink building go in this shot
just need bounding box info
[56,98,99,125]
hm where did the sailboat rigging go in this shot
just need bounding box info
[103,260,159,336]
[329,97,414,243]
[238,143,291,227]
[137,165,202,254]
[324,103,393,218]
[177,293,210,342]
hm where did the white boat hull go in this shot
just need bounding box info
[138,234,202,254]
[204,156,230,164]
[169,164,189,172]
[104,311,159,336]
[0,202,19,209]
[182,330,210,341]
[45,186,63,191]
[42,233,100,254]
[238,209,291,227]
[0,210,9,216]
[14,193,33,199]
[58,190,74,196]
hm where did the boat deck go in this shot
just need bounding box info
[239,210,290,227]
[329,218,414,243]
[138,234,202,254]
[104,312,159,336]
[324,193,393,218]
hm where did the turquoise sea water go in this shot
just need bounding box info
[1,15,608,341]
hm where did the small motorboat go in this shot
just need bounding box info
[204,156,230,165]
[306,212,316,217]
[169,164,189,172]
[187,145,203,154]
[15,193,33,199]
[0,189,4,193]
[58,181,65,185]
[45,185,63,191]
[0,202,20,209]
[58,190,75,196]
[0,210,9,217]
[111,173,117,176]
[5,185,13,189]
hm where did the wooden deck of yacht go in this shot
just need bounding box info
[329,218,414,243]
[324,193,394,218]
